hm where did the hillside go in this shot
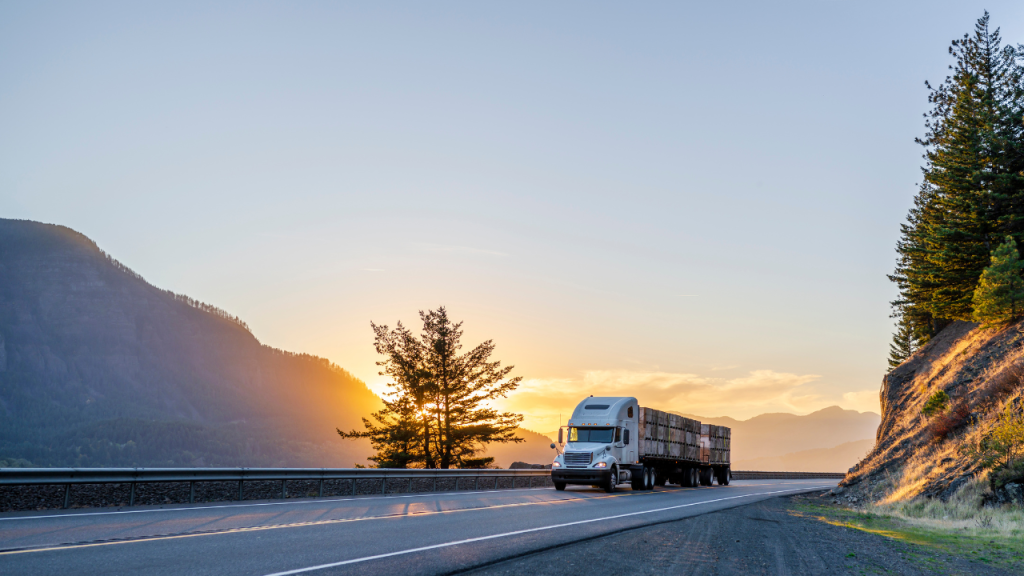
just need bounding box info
[842,320,1024,504]
[732,439,874,473]
[673,406,879,463]
[0,219,381,467]
[480,428,556,469]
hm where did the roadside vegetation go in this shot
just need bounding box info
[792,495,1024,573]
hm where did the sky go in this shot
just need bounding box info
[3,1,1023,433]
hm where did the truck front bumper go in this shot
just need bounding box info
[552,468,612,485]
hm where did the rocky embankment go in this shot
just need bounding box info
[841,320,1024,506]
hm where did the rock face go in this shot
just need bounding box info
[0,219,380,467]
[843,319,1024,502]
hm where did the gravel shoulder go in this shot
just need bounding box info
[462,493,1024,576]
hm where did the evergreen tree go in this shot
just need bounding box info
[888,311,917,370]
[972,235,1024,326]
[891,12,1024,345]
[340,307,524,468]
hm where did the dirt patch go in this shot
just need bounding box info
[464,494,1024,575]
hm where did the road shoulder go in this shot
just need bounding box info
[462,493,1024,575]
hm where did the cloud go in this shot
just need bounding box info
[841,389,880,414]
[494,369,833,432]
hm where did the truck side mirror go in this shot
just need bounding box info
[558,428,563,444]
[549,443,556,449]
[624,429,630,445]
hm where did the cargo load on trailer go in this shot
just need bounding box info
[550,397,731,492]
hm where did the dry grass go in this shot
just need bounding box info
[868,476,1024,538]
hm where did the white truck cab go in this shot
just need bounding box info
[551,396,639,492]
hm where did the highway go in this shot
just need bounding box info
[0,479,833,575]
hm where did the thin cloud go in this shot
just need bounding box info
[412,243,508,257]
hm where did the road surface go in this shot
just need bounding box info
[0,479,833,575]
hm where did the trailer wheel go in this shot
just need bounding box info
[654,471,667,487]
[554,481,566,491]
[690,468,699,487]
[604,466,618,493]
[719,468,730,486]
[701,468,713,486]
[645,466,655,490]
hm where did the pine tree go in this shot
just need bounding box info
[340,307,524,468]
[972,235,1024,326]
[890,12,1024,342]
[888,311,917,370]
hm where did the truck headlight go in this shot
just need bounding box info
[593,461,608,468]
[552,461,562,468]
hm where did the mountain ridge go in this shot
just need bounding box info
[0,218,381,467]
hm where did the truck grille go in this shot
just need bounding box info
[564,452,592,468]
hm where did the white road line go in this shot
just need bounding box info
[262,485,832,576]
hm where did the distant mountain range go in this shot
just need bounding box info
[732,439,875,473]
[675,406,879,473]
[0,219,381,467]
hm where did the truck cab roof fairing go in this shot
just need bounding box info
[568,397,638,424]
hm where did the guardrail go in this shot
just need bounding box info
[0,468,552,512]
[0,468,843,513]
[731,471,846,480]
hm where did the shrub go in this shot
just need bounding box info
[930,400,971,441]
[923,390,951,417]
[990,458,1024,489]
[963,403,1024,469]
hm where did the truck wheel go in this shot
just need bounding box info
[690,468,699,487]
[604,466,618,493]
[719,468,730,486]
[554,481,566,491]
[645,466,655,490]
[701,468,713,486]
[654,471,667,487]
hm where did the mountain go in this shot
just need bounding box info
[732,439,875,473]
[0,219,381,467]
[843,320,1024,502]
[480,428,557,469]
[672,406,879,463]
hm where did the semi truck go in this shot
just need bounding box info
[550,396,731,492]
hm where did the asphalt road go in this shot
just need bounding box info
[0,479,833,575]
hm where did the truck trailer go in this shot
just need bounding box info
[550,396,731,492]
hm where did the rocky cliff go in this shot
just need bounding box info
[842,320,1024,505]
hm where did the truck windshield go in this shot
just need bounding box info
[568,427,615,443]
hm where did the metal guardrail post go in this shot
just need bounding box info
[319,479,324,497]
[282,480,287,499]
[351,478,356,496]
[474,477,478,490]
[130,482,136,506]
[63,484,70,509]
[189,481,195,504]
[381,477,386,494]
[238,480,243,501]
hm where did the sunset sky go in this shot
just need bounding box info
[4,1,1023,432]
